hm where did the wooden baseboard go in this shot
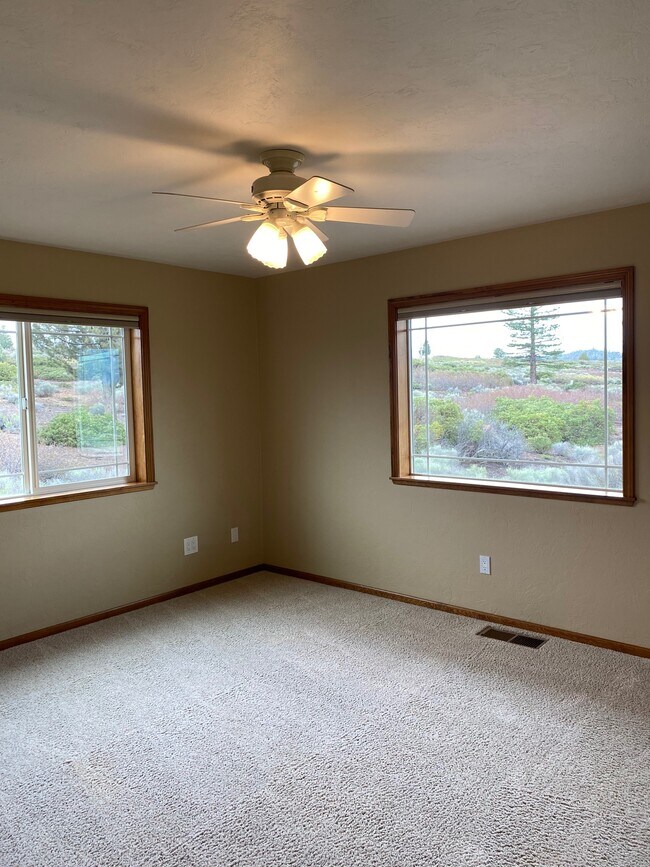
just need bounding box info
[3,562,647,660]
[261,564,650,659]
[0,564,264,652]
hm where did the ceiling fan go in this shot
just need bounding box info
[153,148,415,269]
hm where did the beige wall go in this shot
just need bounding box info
[258,203,650,647]
[0,240,262,641]
[2,204,648,648]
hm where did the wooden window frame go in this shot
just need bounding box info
[0,293,156,513]
[388,267,635,506]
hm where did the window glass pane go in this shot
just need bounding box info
[409,296,623,494]
[0,322,25,498]
[31,324,131,489]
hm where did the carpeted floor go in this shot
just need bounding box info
[0,571,648,867]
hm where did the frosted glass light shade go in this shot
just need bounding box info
[247,222,288,269]
[292,225,327,265]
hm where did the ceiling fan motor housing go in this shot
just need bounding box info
[252,148,307,205]
[251,172,307,205]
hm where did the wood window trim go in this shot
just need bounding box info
[0,293,156,513]
[388,267,635,506]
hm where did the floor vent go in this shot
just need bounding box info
[478,625,547,648]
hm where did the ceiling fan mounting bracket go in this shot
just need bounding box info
[258,148,305,173]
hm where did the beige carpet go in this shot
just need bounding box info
[0,571,648,866]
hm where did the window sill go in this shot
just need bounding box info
[0,481,157,513]
[390,475,636,506]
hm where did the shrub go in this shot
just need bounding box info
[410,359,512,391]
[75,381,100,395]
[34,381,58,397]
[430,398,463,444]
[412,423,427,453]
[429,370,512,391]
[529,434,552,454]
[38,408,126,448]
[457,410,526,461]
[31,358,74,382]
[0,360,17,382]
[608,440,623,466]
[494,397,611,447]
[505,464,606,489]
[550,442,600,464]
[563,401,608,446]
[0,413,20,433]
[0,384,18,404]
[566,374,602,390]
[411,397,462,448]
[494,397,565,443]
[456,411,484,457]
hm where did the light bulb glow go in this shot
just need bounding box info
[292,225,327,265]
[247,221,288,269]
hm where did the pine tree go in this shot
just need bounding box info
[504,306,562,384]
[419,340,431,358]
[31,324,123,404]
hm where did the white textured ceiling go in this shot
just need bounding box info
[1,1,649,277]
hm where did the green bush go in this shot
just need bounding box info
[494,397,611,447]
[494,397,565,443]
[566,374,602,390]
[38,408,126,448]
[411,397,462,448]
[0,360,17,382]
[430,398,463,444]
[31,358,74,382]
[563,402,609,445]
[529,434,552,454]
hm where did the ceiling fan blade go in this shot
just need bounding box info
[174,215,250,232]
[322,206,415,227]
[285,176,353,209]
[153,191,261,210]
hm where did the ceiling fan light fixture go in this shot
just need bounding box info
[156,148,415,270]
[247,221,288,269]
[292,224,327,265]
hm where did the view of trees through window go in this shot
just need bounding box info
[0,320,131,498]
[408,295,623,492]
[0,322,24,497]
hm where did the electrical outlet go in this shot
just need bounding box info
[183,536,198,556]
[230,527,239,543]
[479,555,491,575]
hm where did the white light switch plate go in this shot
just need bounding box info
[230,527,239,543]
[479,555,491,575]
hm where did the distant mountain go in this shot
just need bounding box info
[561,348,622,361]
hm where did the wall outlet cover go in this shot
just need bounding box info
[184,536,198,555]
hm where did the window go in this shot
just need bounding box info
[0,294,155,511]
[389,268,634,505]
